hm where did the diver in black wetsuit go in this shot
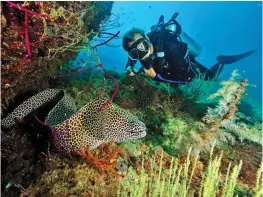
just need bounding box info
[122,13,257,84]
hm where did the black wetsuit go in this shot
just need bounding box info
[126,30,223,84]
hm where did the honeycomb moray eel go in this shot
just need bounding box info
[1,89,146,154]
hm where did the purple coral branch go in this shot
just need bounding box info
[7,2,49,18]
[33,114,69,154]
[7,1,49,58]
[97,65,119,112]
[24,12,32,58]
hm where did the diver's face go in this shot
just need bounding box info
[128,33,154,60]
[128,33,144,48]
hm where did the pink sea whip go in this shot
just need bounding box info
[7,1,49,58]
[7,1,48,17]
[24,12,31,57]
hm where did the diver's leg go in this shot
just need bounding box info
[189,49,257,81]
[216,49,257,64]
[209,63,224,79]
[210,49,257,79]
[189,57,219,80]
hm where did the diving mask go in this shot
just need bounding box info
[128,38,151,60]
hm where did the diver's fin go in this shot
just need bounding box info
[216,49,258,64]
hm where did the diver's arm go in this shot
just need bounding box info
[126,57,137,76]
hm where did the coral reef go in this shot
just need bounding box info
[4,70,261,197]
[1,1,113,110]
[1,2,115,197]
[221,119,262,145]
[160,112,208,155]
[1,8,261,196]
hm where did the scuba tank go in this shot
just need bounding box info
[151,12,202,58]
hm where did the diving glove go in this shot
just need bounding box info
[126,65,136,76]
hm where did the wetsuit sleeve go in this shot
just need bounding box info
[189,56,220,80]
[126,57,137,69]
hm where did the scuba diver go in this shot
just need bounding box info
[122,13,257,84]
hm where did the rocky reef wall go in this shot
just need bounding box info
[1,1,113,112]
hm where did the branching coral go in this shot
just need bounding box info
[221,119,262,145]
[3,2,92,60]
[198,141,243,197]
[201,70,262,144]
[254,161,263,196]
[202,70,248,128]
[42,3,93,59]
[6,1,48,58]
[74,142,124,176]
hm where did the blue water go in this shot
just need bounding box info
[74,1,262,119]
